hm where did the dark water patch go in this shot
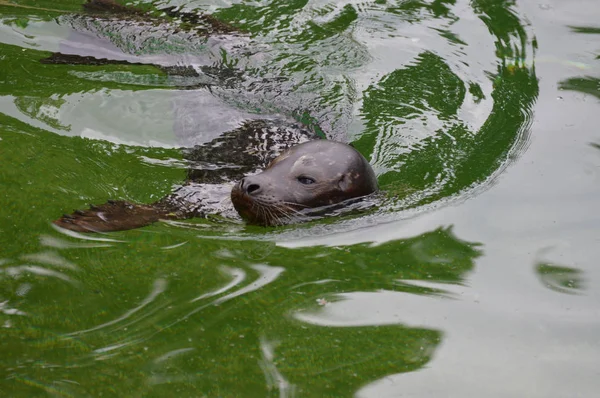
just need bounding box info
[559,76,600,101]
[536,263,585,295]
[569,25,600,35]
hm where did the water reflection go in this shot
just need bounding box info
[558,25,599,101]
[0,0,541,395]
[69,278,167,336]
[1,224,481,395]
[535,263,585,295]
[559,77,600,101]
[0,0,538,228]
[357,50,537,212]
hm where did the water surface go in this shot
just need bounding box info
[0,0,599,396]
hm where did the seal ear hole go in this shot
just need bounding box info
[297,176,315,185]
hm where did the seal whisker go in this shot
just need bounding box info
[272,204,305,225]
[270,207,283,225]
[280,201,310,209]
[256,203,271,226]
[278,204,308,217]
[266,208,277,225]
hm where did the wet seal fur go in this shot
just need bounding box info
[231,140,378,226]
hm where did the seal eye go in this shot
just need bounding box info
[297,176,315,185]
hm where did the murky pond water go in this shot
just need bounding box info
[1,0,599,396]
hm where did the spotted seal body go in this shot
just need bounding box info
[54,121,378,232]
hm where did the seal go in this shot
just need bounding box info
[231,140,378,226]
[49,1,379,232]
[54,121,378,232]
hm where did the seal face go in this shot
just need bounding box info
[230,140,378,226]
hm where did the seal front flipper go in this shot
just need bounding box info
[54,200,175,232]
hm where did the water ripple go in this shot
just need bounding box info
[68,278,167,336]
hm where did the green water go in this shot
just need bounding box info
[1,0,599,396]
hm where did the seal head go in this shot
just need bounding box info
[231,140,378,226]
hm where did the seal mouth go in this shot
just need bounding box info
[231,183,306,226]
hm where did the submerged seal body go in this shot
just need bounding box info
[231,140,377,226]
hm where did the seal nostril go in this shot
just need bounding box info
[240,177,262,195]
[247,183,260,194]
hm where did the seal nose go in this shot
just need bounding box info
[241,177,262,195]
